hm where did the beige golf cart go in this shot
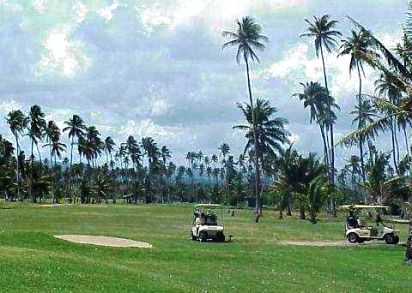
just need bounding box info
[341,205,400,244]
[191,204,225,242]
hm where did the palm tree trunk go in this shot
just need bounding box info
[404,127,410,157]
[70,137,74,167]
[30,139,35,203]
[14,135,20,199]
[357,65,366,185]
[320,44,335,215]
[394,126,400,164]
[319,124,329,168]
[244,55,262,222]
[390,120,399,173]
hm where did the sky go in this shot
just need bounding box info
[0,0,408,166]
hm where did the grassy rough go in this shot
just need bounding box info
[0,203,410,292]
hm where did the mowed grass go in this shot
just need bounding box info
[0,203,410,292]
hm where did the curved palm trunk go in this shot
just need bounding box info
[244,56,262,222]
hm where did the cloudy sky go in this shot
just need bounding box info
[0,0,408,165]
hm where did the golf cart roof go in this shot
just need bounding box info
[340,204,389,210]
[386,219,411,224]
[194,204,222,209]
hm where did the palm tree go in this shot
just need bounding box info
[294,82,336,165]
[306,175,327,224]
[375,75,403,169]
[161,146,171,165]
[6,110,28,198]
[103,136,116,166]
[223,16,268,220]
[234,99,289,169]
[338,29,375,183]
[218,143,230,162]
[63,115,85,167]
[44,120,60,167]
[350,100,379,162]
[301,14,341,185]
[27,105,46,202]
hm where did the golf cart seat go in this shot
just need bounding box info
[346,216,360,229]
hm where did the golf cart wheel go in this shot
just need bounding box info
[384,234,396,244]
[198,231,207,242]
[347,233,359,243]
[394,235,400,244]
[215,233,225,242]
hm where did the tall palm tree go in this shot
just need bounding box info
[6,110,28,198]
[103,136,116,166]
[223,16,268,220]
[338,30,375,182]
[301,14,341,186]
[350,100,379,164]
[27,105,46,202]
[44,120,60,168]
[63,115,85,167]
[234,99,289,166]
[161,146,171,165]
[294,82,337,166]
[375,75,403,169]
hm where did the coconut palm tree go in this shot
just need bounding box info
[338,29,375,182]
[301,14,341,185]
[375,74,403,168]
[294,81,336,165]
[6,110,28,198]
[44,120,60,168]
[103,136,116,166]
[161,146,171,165]
[350,100,379,161]
[63,115,85,167]
[218,143,230,163]
[27,105,46,202]
[234,99,289,169]
[223,16,268,220]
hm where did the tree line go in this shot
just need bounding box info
[1,7,412,229]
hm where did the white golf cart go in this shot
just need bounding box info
[190,204,225,242]
[341,205,400,244]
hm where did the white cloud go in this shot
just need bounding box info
[32,0,46,14]
[97,0,119,21]
[0,100,22,114]
[119,119,169,138]
[266,42,377,101]
[37,27,91,78]
[72,1,88,24]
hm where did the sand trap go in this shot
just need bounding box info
[54,235,152,248]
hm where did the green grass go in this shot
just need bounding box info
[0,203,410,292]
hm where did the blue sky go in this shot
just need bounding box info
[0,0,408,165]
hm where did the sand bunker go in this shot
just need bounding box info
[54,235,152,248]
